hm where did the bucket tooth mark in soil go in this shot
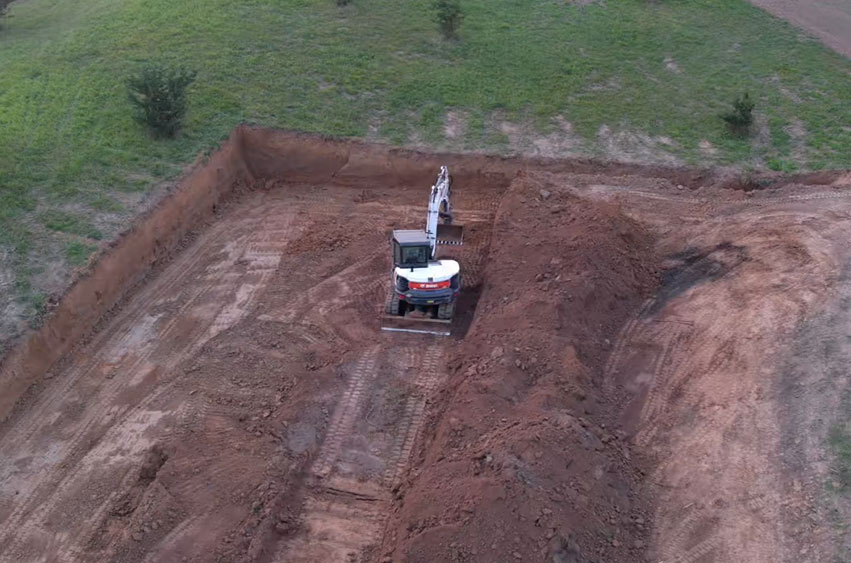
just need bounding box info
[452,209,495,223]
[136,515,202,563]
[606,311,692,446]
[204,217,295,338]
[273,252,385,325]
[166,449,249,501]
[641,328,743,473]
[603,297,657,395]
[206,280,264,338]
[657,509,723,563]
[657,510,703,559]
[294,320,346,348]
[243,247,284,271]
[669,537,721,563]
[441,222,493,289]
[636,325,694,442]
[456,240,490,289]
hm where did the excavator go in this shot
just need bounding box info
[383,166,463,333]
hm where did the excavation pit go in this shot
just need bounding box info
[1,128,850,562]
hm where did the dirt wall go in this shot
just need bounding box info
[238,127,844,194]
[0,129,253,420]
[239,127,518,189]
[238,127,722,191]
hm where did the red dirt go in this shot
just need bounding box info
[376,174,660,563]
[2,129,851,563]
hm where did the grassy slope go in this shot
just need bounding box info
[1,0,850,335]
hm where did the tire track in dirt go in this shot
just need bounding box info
[273,340,447,563]
[0,197,300,562]
[268,193,497,563]
[772,259,851,561]
[313,347,382,480]
[76,201,305,561]
[600,191,851,563]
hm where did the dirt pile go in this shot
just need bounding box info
[287,219,356,254]
[376,174,660,563]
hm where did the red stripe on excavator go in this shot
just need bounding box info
[409,280,450,290]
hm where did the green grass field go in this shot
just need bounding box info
[1,0,851,339]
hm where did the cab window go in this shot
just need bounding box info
[401,245,429,265]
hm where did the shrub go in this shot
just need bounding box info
[720,92,755,136]
[336,0,351,5]
[127,64,197,138]
[766,157,798,173]
[0,0,12,28]
[432,0,463,40]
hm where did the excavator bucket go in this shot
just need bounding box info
[436,223,464,246]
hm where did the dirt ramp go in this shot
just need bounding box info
[375,175,660,563]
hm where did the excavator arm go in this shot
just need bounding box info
[426,166,463,257]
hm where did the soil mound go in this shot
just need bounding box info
[287,219,356,254]
[376,174,660,563]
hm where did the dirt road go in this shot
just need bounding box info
[749,0,851,58]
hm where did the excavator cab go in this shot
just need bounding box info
[392,230,431,269]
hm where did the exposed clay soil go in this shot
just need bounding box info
[2,130,851,563]
[376,175,660,563]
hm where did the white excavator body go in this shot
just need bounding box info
[385,167,463,322]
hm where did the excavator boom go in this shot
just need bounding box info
[426,166,463,254]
